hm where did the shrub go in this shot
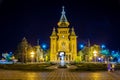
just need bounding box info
[0,64,53,72]
[70,63,107,71]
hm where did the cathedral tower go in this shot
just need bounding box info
[50,6,77,62]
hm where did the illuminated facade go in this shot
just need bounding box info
[50,6,77,62]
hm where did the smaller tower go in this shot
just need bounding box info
[50,27,57,61]
[70,27,77,60]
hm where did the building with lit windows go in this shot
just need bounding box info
[50,6,77,62]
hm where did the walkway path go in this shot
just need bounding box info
[0,66,120,80]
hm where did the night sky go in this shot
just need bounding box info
[0,0,120,53]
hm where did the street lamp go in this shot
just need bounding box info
[79,44,84,50]
[93,50,97,62]
[41,43,47,50]
[30,51,35,63]
[101,44,106,49]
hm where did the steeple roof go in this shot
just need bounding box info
[57,6,70,27]
[51,27,56,36]
[71,27,76,36]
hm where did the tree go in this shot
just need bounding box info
[45,49,50,62]
[27,44,33,62]
[100,48,110,62]
[78,44,102,62]
[81,46,89,62]
[78,51,84,62]
[14,37,29,63]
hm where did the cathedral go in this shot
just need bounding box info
[50,6,77,62]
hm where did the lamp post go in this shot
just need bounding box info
[41,43,47,62]
[93,50,97,62]
[31,51,35,63]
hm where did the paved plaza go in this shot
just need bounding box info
[0,66,120,80]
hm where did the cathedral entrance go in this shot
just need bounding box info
[58,51,66,66]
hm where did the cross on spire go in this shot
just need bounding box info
[62,6,65,15]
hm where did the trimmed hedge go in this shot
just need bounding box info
[58,65,67,68]
[0,63,53,72]
[69,63,108,72]
[115,63,120,70]
[69,63,120,72]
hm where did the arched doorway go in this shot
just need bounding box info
[58,51,66,66]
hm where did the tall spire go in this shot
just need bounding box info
[88,39,90,47]
[57,6,70,27]
[37,39,39,46]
